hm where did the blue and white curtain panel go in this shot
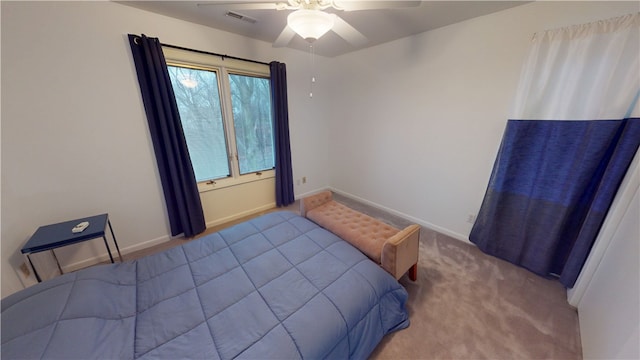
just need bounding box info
[470,13,640,288]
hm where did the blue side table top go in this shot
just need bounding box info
[21,214,109,254]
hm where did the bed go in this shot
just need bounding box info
[1,211,409,359]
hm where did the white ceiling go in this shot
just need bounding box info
[118,1,531,57]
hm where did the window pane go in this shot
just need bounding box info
[168,66,230,181]
[229,74,275,174]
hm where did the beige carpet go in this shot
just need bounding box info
[126,195,582,359]
[370,226,581,359]
[329,194,581,359]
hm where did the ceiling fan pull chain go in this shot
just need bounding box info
[309,44,315,98]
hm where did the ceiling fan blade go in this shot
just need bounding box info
[273,26,296,47]
[332,15,368,47]
[197,1,282,10]
[333,1,421,11]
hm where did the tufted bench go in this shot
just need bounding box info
[301,191,419,281]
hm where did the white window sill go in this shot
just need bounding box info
[197,170,275,193]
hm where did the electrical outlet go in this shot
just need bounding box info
[302,176,307,184]
[296,179,301,185]
[20,262,30,277]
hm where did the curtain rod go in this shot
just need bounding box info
[160,42,270,66]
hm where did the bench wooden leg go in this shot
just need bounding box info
[409,263,418,281]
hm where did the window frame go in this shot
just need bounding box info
[163,46,275,193]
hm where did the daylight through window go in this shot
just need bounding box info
[164,47,275,188]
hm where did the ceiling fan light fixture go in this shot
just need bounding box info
[287,9,335,42]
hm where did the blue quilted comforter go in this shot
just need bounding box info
[2,211,409,359]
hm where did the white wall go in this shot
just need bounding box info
[1,1,330,297]
[325,1,639,241]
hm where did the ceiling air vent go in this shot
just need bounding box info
[225,11,257,24]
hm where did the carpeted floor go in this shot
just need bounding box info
[370,227,581,359]
[125,194,582,359]
[332,194,582,360]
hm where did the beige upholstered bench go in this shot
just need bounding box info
[301,191,419,281]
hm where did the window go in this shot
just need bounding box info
[163,47,274,190]
[168,66,229,181]
[229,74,274,175]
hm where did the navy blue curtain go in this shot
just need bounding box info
[270,62,295,207]
[470,118,640,287]
[128,34,206,238]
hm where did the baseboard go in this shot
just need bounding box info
[205,202,277,228]
[59,204,279,274]
[58,189,468,274]
[295,187,330,200]
[61,233,172,273]
[328,187,470,243]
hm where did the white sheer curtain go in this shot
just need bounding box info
[470,12,640,289]
[511,12,639,121]
[508,11,640,295]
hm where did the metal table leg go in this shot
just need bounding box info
[26,254,41,283]
[107,219,123,262]
[102,235,115,263]
[50,249,63,275]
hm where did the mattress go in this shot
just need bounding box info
[1,211,409,359]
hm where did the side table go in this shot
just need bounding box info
[21,213,123,282]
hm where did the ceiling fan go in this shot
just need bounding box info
[198,1,421,48]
